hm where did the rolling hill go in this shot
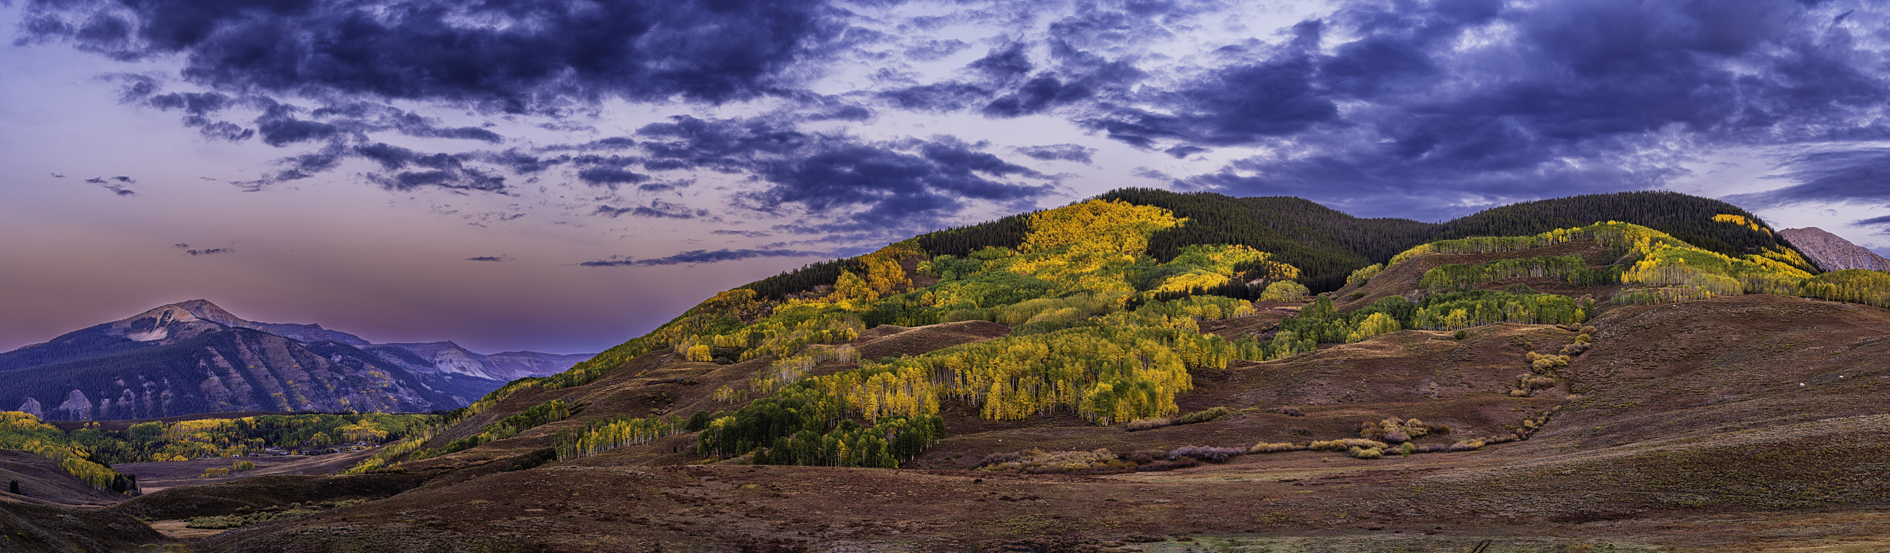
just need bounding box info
[8,189,1890,552]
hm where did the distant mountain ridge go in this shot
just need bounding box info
[1779,227,1890,272]
[0,300,591,421]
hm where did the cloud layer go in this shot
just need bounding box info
[18,0,1890,260]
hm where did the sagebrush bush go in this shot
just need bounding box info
[1175,406,1230,425]
[1248,442,1302,454]
[1348,446,1384,459]
[1124,417,1172,432]
[1446,439,1485,452]
[1309,438,1388,452]
[976,448,1132,474]
[1358,418,1445,442]
[1279,406,1305,417]
[1167,445,1244,463]
[1127,406,1229,431]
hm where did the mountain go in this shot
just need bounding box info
[13,190,1890,550]
[0,300,590,421]
[1779,227,1890,272]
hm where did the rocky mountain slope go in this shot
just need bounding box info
[0,301,589,421]
[362,342,591,383]
[1780,226,1890,272]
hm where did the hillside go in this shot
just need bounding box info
[0,300,591,421]
[7,190,1890,551]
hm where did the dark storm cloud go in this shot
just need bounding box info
[83,176,137,196]
[636,180,693,193]
[878,82,993,112]
[1161,0,1890,218]
[741,140,1055,233]
[1854,214,1890,238]
[1725,149,1890,210]
[626,115,1056,233]
[576,168,650,188]
[1080,23,1333,148]
[1014,144,1095,164]
[904,39,970,61]
[968,42,1034,81]
[592,199,705,220]
[466,256,509,262]
[21,0,841,110]
[635,115,813,172]
[713,229,771,238]
[981,75,1096,117]
[186,248,232,256]
[147,91,232,115]
[579,248,824,267]
[582,137,637,150]
[343,142,508,192]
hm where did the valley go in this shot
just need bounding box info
[4,190,1889,551]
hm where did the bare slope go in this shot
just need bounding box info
[192,294,1890,552]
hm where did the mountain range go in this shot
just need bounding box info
[0,300,590,421]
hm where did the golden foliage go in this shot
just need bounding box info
[1713,214,1769,235]
[1021,199,1180,255]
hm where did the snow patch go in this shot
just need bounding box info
[124,327,169,342]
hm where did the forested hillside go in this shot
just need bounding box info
[1098,189,1437,292]
[1432,191,1812,269]
[744,189,1811,299]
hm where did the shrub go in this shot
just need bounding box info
[1309,439,1388,452]
[1259,281,1311,302]
[1127,406,1228,431]
[1399,442,1416,457]
[1346,264,1384,287]
[1248,442,1302,454]
[1348,446,1384,459]
[976,448,1132,474]
[185,508,319,529]
[1446,439,1485,452]
[1453,330,1468,340]
[1167,445,1244,463]
[1279,406,1305,417]
[1358,418,1443,442]
[1174,406,1230,425]
[1124,417,1172,432]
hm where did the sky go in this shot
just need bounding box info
[3,0,1890,355]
